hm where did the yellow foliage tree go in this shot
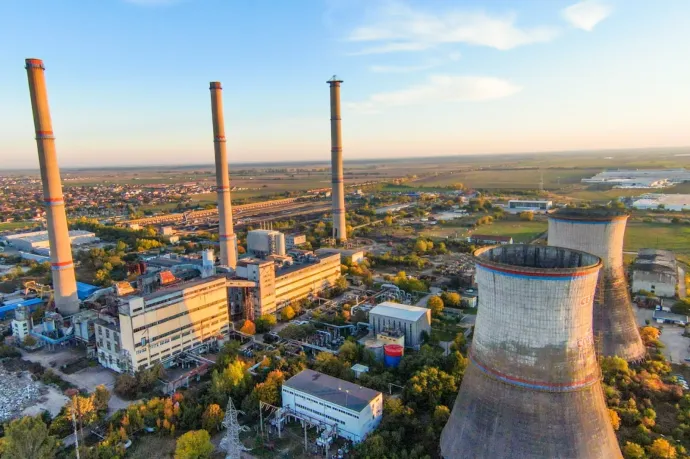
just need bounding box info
[648,438,676,459]
[640,326,661,346]
[608,408,620,431]
[281,306,296,321]
[240,320,256,335]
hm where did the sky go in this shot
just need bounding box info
[1,0,689,168]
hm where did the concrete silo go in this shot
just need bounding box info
[548,208,645,361]
[441,245,622,459]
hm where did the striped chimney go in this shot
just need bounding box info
[25,58,79,315]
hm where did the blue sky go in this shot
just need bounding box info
[1,0,688,168]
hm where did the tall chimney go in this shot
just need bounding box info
[25,58,79,315]
[548,208,645,361]
[328,76,347,243]
[441,245,622,459]
[209,81,237,268]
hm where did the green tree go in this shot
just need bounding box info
[338,341,360,363]
[623,442,646,459]
[427,295,444,317]
[519,211,534,221]
[174,430,214,459]
[254,370,285,406]
[201,403,225,433]
[255,314,277,333]
[2,416,58,459]
[404,367,457,409]
[280,305,296,322]
[210,359,251,405]
[314,352,352,380]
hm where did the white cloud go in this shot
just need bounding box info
[346,75,521,113]
[562,1,612,31]
[346,1,559,54]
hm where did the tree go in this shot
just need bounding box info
[314,352,352,380]
[239,319,256,335]
[427,296,444,317]
[404,367,457,409]
[433,405,451,427]
[519,211,534,221]
[414,239,428,253]
[672,298,690,315]
[623,442,646,459]
[2,416,58,459]
[22,334,37,347]
[254,370,285,406]
[280,305,296,322]
[640,326,661,346]
[333,275,348,294]
[201,404,225,433]
[338,341,360,363]
[93,384,111,413]
[174,430,214,459]
[441,291,461,308]
[210,359,251,405]
[608,408,621,431]
[647,438,676,459]
[255,314,277,333]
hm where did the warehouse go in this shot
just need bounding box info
[2,230,98,252]
[632,194,690,212]
[468,234,514,245]
[507,200,552,212]
[632,249,679,298]
[281,369,383,443]
[368,302,431,349]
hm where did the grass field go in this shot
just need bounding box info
[421,219,548,242]
[0,221,38,232]
[624,222,690,257]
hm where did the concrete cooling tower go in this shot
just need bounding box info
[441,244,622,459]
[548,208,645,361]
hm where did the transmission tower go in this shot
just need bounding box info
[220,397,250,459]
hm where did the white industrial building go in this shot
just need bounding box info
[315,248,365,265]
[247,229,286,258]
[2,230,98,252]
[582,169,690,189]
[281,369,383,443]
[368,302,431,349]
[286,234,307,248]
[507,200,552,212]
[632,194,690,212]
[631,249,679,298]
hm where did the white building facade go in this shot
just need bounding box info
[282,369,383,443]
[368,302,432,349]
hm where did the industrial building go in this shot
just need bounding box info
[285,234,307,249]
[233,252,341,317]
[652,310,688,325]
[24,58,80,315]
[441,244,622,459]
[368,302,431,349]
[581,168,690,188]
[468,234,514,245]
[281,369,383,443]
[247,229,286,258]
[315,248,365,264]
[507,200,552,212]
[98,275,230,373]
[548,208,645,362]
[2,230,98,253]
[632,193,690,211]
[631,249,679,298]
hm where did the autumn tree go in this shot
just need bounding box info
[201,404,225,433]
[93,384,111,413]
[440,291,461,308]
[647,438,676,459]
[640,326,661,347]
[404,367,457,409]
[255,314,277,333]
[239,319,256,335]
[427,295,444,317]
[210,359,251,405]
[519,211,534,221]
[622,442,646,459]
[608,408,621,431]
[174,430,214,459]
[2,416,58,459]
[280,305,296,322]
[254,370,285,406]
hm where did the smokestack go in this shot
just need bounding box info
[209,81,237,268]
[328,76,347,243]
[24,58,79,315]
[441,245,622,459]
[548,208,645,361]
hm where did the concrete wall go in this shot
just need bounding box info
[548,212,645,361]
[441,245,622,459]
[632,271,677,298]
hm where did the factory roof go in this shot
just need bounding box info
[283,369,380,412]
[0,297,43,316]
[369,302,430,322]
[3,229,95,243]
[76,282,99,300]
[653,310,688,323]
[633,249,677,275]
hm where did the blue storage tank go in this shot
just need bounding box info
[384,344,404,368]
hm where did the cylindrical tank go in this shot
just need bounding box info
[441,244,622,459]
[383,344,403,368]
[364,339,384,362]
[548,208,645,361]
[276,233,286,256]
[44,316,56,333]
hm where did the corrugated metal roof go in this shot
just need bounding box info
[369,301,429,322]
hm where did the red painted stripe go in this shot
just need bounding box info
[476,261,596,278]
[44,197,64,202]
[51,260,73,267]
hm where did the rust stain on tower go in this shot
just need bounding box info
[548,208,645,361]
[25,58,79,315]
[328,76,347,243]
[209,81,237,268]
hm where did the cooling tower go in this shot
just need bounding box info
[24,58,80,315]
[441,245,622,459]
[548,208,645,361]
[209,81,237,268]
[327,76,347,243]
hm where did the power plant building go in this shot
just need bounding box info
[24,58,80,315]
[282,369,383,443]
[631,249,679,298]
[3,230,98,253]
[368,302,431,349]
[247,229,286,258]
[98,276,230,373]
[441,245,622,459]
[548,208,645,361]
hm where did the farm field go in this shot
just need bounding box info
[0,221,39,232]
[624,222,690,257]
[421,219,548,243]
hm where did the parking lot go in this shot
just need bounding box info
[634,306,690,364]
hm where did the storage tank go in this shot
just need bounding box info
[548,208,645,361]
[364,338,384,362]
[383,344,403,368]
[276,232,286,256]
[441,244,622,459]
